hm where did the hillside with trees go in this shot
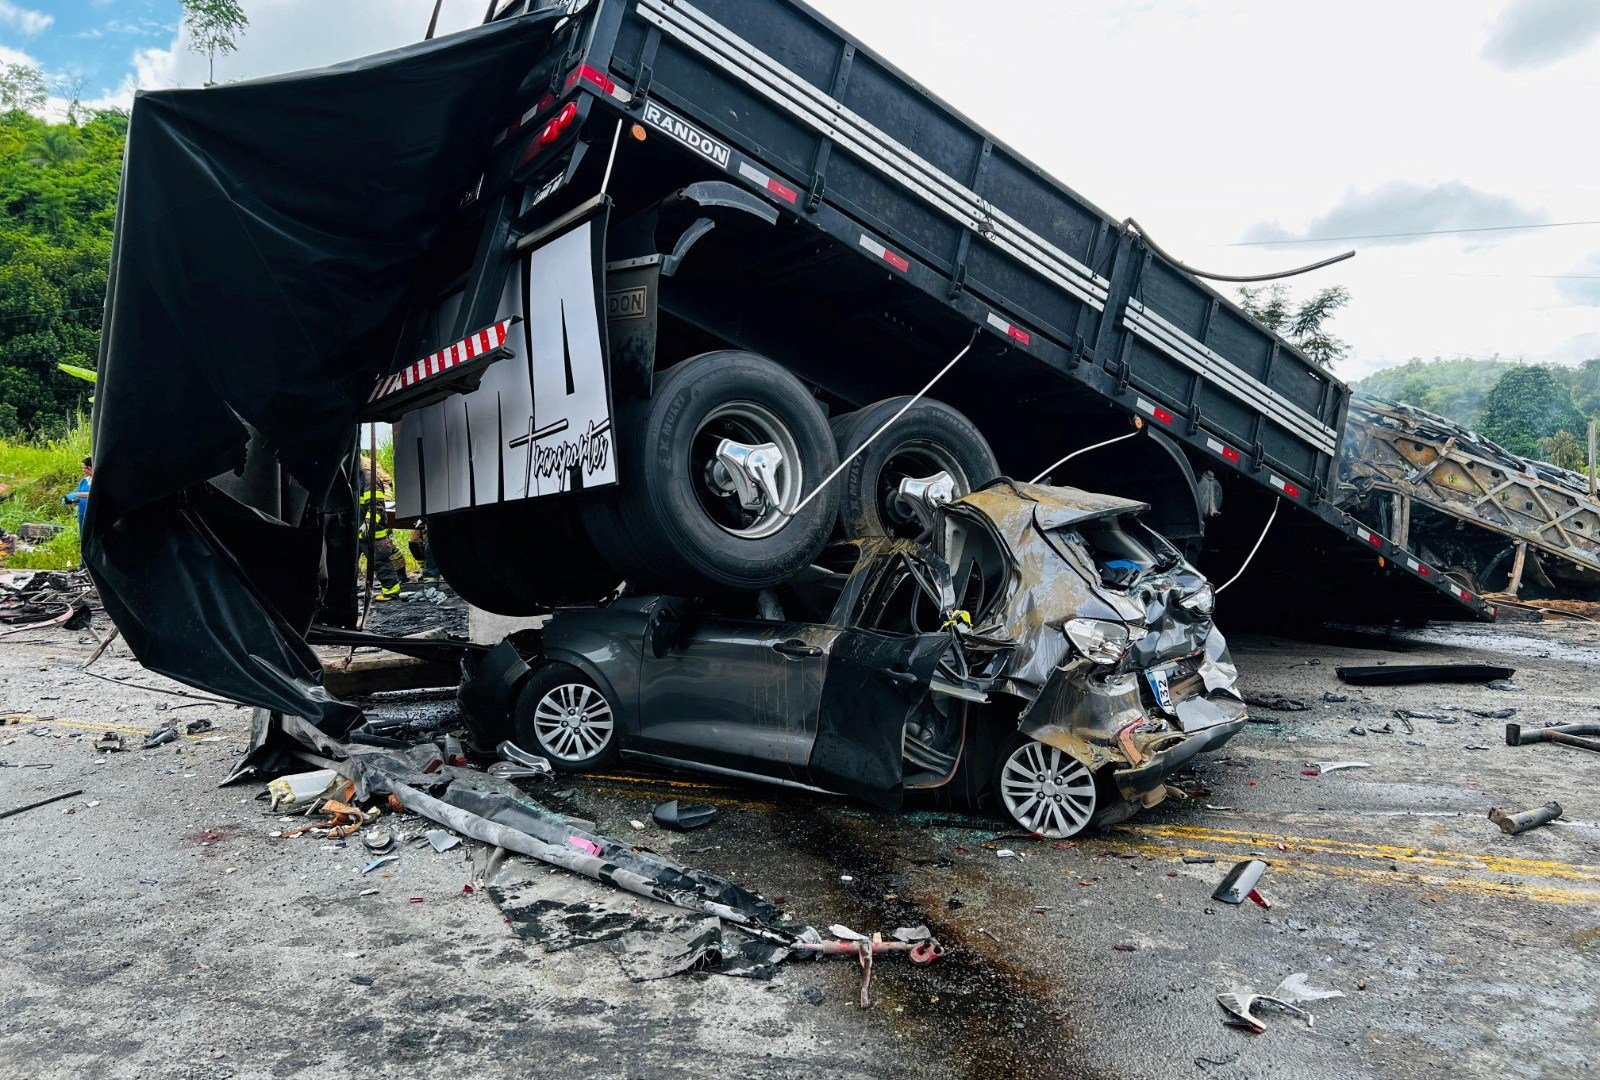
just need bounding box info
[0,103,126,436]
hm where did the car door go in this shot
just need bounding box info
[633,605,835,784]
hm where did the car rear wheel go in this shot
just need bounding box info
[581,351,839,594]
[512,662,619,773]
[829,397,998,539]
[993,732,1097,839]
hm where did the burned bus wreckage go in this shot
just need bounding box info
[84,0,1510,873]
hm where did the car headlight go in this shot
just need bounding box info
[1064,618,1132,666]
[1180,584,1215,617]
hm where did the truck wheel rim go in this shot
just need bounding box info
[693,402,803,540]
[532,683,614,762]
[879,443,966,535]
[1000,741,1096,838]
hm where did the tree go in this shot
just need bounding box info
[1567,356,1600,418]
[1238,283,1351,369]
[1537,430,1586,471]
[1477,366,1587,457]
[183,0,250,86]
[0,63,47,113]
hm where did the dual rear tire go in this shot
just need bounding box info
[429,352,999,605]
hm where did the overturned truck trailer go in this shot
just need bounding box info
[88,1,1491,735]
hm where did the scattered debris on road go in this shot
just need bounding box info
[1506,721,1600,754]
[1307,761,1371,776]
[1212,859,1268,905]
[1217,972,1345,1032]
[1336,663,1516,686]
[1489,802,1563,835]
[0,788,85,821]
[652,800,717,831]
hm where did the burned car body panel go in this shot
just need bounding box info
[458,480,1247,828]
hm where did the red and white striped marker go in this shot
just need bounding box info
[1404,557,1431,578]
[986,312,1031,346]
[737,161,798,204]
[1204,436,1240,463]
[1135,397,1174,426]
[1354,525,1384,548]
[1268,474,1302,499]
[566,63,631,103]
[859,234,910,273]
[369,320,513,403]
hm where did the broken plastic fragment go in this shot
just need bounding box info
[1276,973,1344,1004]
[1216,992,1312,1033]
[566,836,602,857]
[361,855,399,874]
[652,800,717,831]
[996,849,1021,859]
[891,926,931,943]
[1310,761,1370,775]
[1212,860,1268,905]
[421,830,461,853]
[830,925,869,942]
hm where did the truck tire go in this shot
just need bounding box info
[581,351,839,594]
[830,397,998,539]
[427,499,620,616]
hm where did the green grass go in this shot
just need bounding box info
[0,418,91,570]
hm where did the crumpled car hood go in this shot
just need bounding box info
[935,479,1245,800]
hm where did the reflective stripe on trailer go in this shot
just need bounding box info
[1135,397,1174,426]
[1404,557,1432,577]
[736,161,798,204]
[369,320,513,403]
[859,234,910,273]
[566,63,632,104]
[1204,436,1241,463]
[986,312,1031,346]
[1355,525,1384,548]
[1268,474,1302,499]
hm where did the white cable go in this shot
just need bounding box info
[1215,498,1280,594]
[787,333,977,518]
[599,119,624,195]
[1028,431,1141,484]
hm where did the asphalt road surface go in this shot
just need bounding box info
[2,615,1596,1079]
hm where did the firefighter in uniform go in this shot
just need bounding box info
[359,457,407,601]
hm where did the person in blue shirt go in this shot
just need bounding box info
[62,456,92,531]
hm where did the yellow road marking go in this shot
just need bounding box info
[1123,823,1600,884]
[7,716,234,742]
[1105,841,1600,906]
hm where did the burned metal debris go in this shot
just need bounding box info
[1335,663,1516,687]
[1489,802,1563,835]
[1506,720,1600,754]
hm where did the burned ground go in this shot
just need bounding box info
[1,616,1597,1079]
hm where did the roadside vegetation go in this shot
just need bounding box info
[0,418,91,569]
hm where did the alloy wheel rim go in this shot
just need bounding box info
[999,741,1096,838]
[692,401,803,540]
[532,683,614,762]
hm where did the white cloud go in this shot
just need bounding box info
[1556,253,1600,307]
[0,1,52,36]
[1242,183,1546,248]
[1483,0,1600,70]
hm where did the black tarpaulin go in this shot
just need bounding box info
[86,13,562,732]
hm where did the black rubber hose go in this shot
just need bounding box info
[1124,217,1355,283]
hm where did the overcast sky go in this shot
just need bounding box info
[5,0,1598,382]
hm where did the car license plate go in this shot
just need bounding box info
[1145,667,1175,713]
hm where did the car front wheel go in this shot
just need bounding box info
[992,733,1097,838]
[512,662,619,772]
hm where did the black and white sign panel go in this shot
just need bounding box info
[394,211,616,518]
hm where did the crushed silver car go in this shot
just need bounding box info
[460,479,1248,838]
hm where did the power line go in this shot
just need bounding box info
[1230,219,1600,247]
